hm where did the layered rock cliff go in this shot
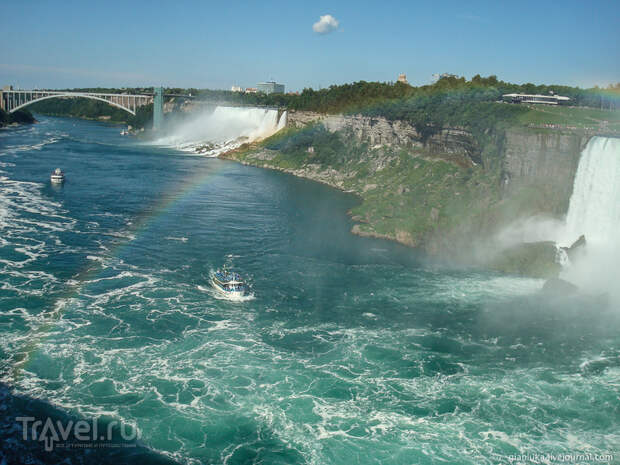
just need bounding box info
[225,111,593,266]
[501,128,588,215]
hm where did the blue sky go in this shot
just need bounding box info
[1,0,618,91]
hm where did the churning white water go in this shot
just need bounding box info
[560,136,620,301]
[152,106,287,156]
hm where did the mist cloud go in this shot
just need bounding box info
[313,14,339,34]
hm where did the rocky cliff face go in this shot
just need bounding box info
[501,128,588,215]
[289,111,483,167]
[287,110,326,127]
[228,111,592,266]
[288,111,588,217]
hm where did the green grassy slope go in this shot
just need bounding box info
[226,102,618,275]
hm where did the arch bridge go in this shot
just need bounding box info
[0,89,154,116]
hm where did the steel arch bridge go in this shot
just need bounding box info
[0,89,153,116]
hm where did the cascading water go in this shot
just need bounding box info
[560,136,620,301]
[151,106,287,156]
[563,137,620,245]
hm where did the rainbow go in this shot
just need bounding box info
[10,153,229,382]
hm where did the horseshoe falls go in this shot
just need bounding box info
[564,136,620,245]
[561,136,620,300]
[0,117,618,465]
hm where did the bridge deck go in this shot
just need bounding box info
[0,89,153,115]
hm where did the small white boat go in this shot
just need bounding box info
[50,168,65,184]
[211,268,247,298]
[120,129,128,136]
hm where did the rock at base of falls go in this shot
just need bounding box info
[489,241,563,278]
[542,277,579,295]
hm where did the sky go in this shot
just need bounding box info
[1,0,618,91]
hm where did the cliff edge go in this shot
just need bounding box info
[224,107,614,273]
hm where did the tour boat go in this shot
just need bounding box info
[50,168,65,184]
[211,268,247,298]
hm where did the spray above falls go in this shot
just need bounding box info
[151,106,287,156]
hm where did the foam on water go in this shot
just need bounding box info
[165,236,189,242]
[2,134,65,154]
[0,174,75,272]
[1,117,618,465]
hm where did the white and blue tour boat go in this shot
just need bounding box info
[211,268,247,298]
[50,168,65,184]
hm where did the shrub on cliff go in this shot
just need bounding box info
[266,124,345,165]
[360,87,528,141]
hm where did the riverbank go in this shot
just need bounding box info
[0,109,36,128]
[222,107,618,276]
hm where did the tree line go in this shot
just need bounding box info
[209,75,620,114]
[0,108,35,127]
[21,75,620,130]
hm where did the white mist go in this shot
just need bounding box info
[151,106,287,156]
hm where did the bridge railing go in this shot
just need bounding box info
[1,90,153,115]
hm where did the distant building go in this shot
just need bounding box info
[397,73,408,84]
[245,87,258,94]
[257,81,285,94]
[231,85,243,92]
[502,93,570,105]
[432,73,458,82]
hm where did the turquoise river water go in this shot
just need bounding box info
[0,116,618,464]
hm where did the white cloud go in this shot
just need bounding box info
[312,14,339,35]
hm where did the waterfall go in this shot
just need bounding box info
[277,110,288,131]
[151,106,287,156]
[560,136,620,301]
[563,137,620,246]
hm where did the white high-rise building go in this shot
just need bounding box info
[257,81,285,94]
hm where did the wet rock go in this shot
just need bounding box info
[562,234,586,262]
[542,277,578,295]
[489,241,562,278]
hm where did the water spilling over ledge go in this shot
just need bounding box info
[559,136,620,301]
[149,106,287,156]
[563,136,620,246]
